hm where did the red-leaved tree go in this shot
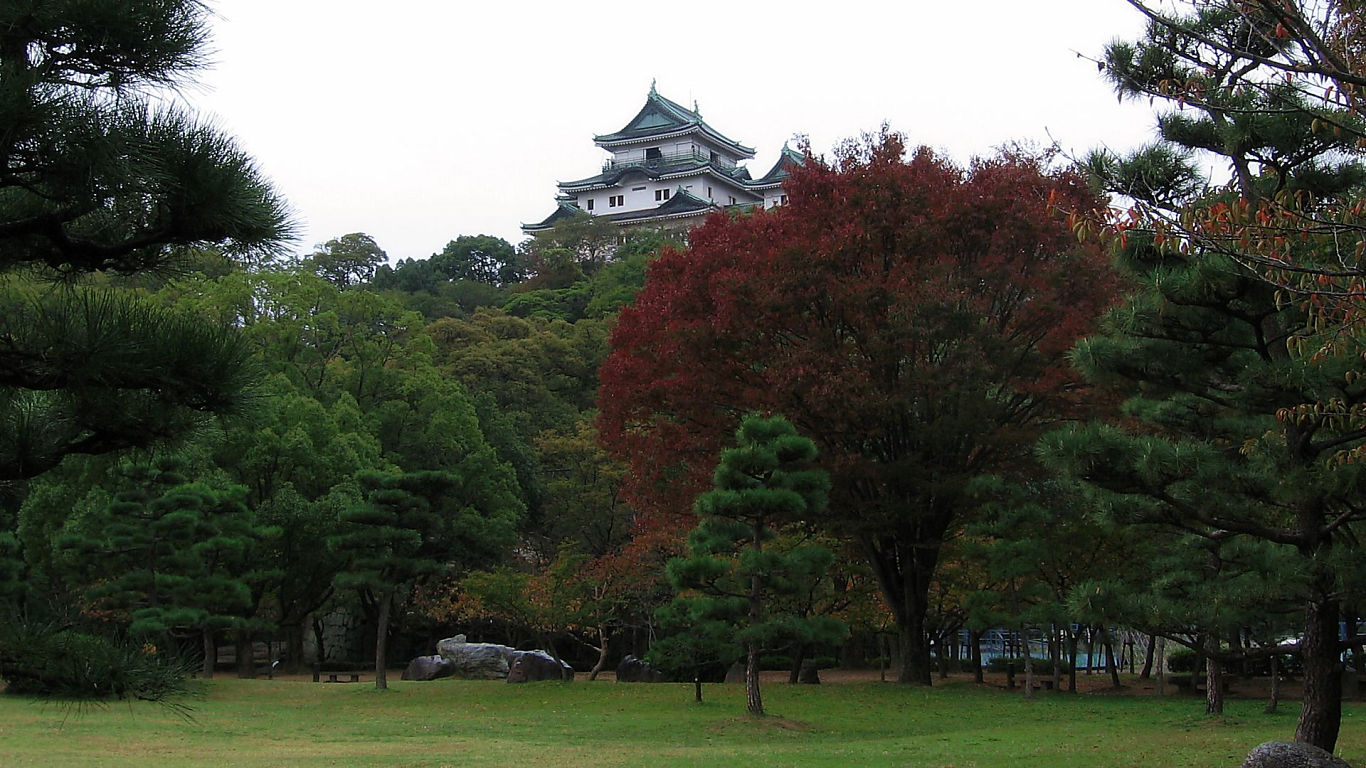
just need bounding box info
[598,130,1119,684]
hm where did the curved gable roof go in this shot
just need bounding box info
[521,202,584,233]
[595,87,754,158]
[747,144,807,189]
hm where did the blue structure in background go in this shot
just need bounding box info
[950,628,1114,670]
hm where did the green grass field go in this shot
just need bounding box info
[0,676,1361,767]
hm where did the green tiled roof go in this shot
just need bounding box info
[748,144,806,189]
[521,202,584,233]
[559,158,752,192]
[523,189,728,233]
[608,188,719,223]
[595,88,754,158]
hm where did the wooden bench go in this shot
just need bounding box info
[323,672,361,683]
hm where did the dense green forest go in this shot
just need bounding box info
[7,0,1366,757]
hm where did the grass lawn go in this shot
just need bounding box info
[0,674,1361,767]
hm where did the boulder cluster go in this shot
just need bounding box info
[401,635,573,683]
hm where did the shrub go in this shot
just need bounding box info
[759,654,793,671]
[986,657,1069,674]
[1166,646,1302,677]
[759,654,840,671]
[0,621,194,705]
[1167,648,1198,674]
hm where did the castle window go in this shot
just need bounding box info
[655,189,671,201]
[586,199,594,211]
[609,195,624,207]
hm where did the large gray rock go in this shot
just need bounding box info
[506,651,573,683]
[401,654,454,681]
[435,636,517,680]
[616,654,664,683]
[1243,741,1354,768]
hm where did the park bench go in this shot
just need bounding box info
[311,666,364,683]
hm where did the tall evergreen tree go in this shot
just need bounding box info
[1047,2,1366,749]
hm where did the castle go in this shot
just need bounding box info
[523,83,800,236]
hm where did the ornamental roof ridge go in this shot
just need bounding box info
[594,87,754,157]
[748,143,808,188]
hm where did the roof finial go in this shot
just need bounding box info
[649,78,657,96]
[694,99,701,116]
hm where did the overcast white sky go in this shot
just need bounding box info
[188,1,1161,263]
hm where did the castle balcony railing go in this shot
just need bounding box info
[603,149,736,173]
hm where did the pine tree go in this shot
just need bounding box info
[661,415,841,716]
[0,0,293,480]
[1048,2,1366,748]
[60,458,276,677]
[332,469,518,689]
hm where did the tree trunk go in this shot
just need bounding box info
[374,591,391,690]
[587,625,610,681]
[312,615,327,668]
[970,629,983,684]
[201,630,215,679]
[1266,651,1281,715]
[1205,635,1224,715]
[1295,596,1342,751]
[745,526,764,716]
[745,643,763,716]
[1066,629,1079,693]
[283,617,306,674]
[861,528,943,686]
[1139,634,1155,680]
[896,614,932,685]
[1050,626,1063,691]
[1156,636,1167,696]
[1023,626,1035,700]
[789,644,807,685]
[235,630,254,679]
[1102,627,1121,688]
